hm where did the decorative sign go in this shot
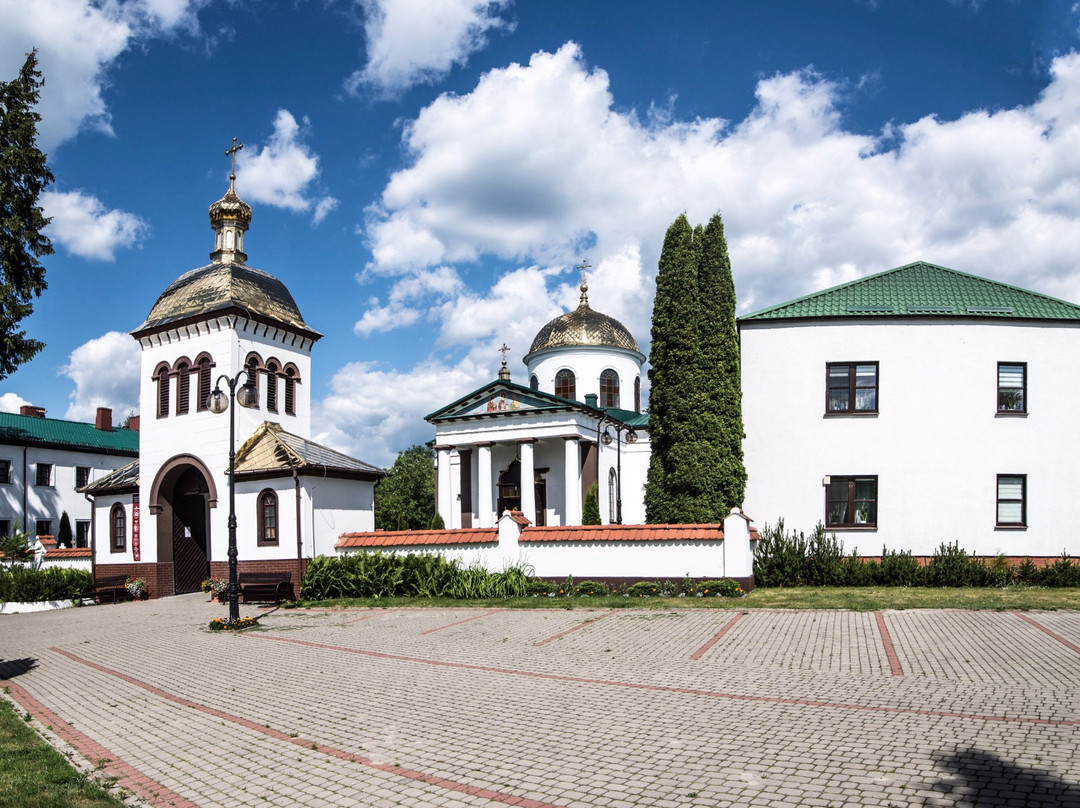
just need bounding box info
[132,493,141,562]
[487,392,521,412]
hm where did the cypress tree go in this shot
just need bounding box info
[0,51,53,379]
[696,213,746,514]
[645,213,746,523]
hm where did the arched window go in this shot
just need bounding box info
[265,360,279,413]
[153,363,171,418]
[196,354,214,411]
[529,374,539,391]
[244,353,262,409]
[175,359,190,415]
[258,490,278,545]
[283,364,299,416]
[608,468,617,525]
[600,369,620,408]
[555,369,576,400]
[110,504,126,552]
[634,376,641,413]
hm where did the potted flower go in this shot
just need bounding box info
[125,577,148,600]
[207,577,228,602]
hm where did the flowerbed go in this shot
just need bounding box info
[208,616,260,631]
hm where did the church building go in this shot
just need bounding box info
[427,273,650,528]
[82,150,383,597]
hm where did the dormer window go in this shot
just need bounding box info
[555,369,576,400]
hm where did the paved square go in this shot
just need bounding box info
[1,595,1078,807]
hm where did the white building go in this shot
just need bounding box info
[427,277,650,529]
[82,165,383,597]
[740,260,1080,558]
[0,406,137,546]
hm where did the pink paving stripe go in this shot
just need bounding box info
[534,610,619,646]
[51,647,561,808]
[1013,612,1080,655]
[690,612,747,660]
[419,609,506,635]
[341,607,409,625]
[249,633,1077,727]
[4,679,201,808]
[875,612,904,677]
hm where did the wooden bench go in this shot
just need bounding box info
[237,572,292,603]
[84,575,130,604]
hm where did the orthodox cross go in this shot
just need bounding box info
[225,137,244,180]
[498,343,510,365]
[576,259,592,286]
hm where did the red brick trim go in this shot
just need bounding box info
[1013,612,1080,656]
[419,609,505,635]
[875,611,904,676]
[534,610,618,646]
[690,612,747,660]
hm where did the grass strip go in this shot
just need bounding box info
[0,694,126,808]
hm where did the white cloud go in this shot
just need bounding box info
[237,110,337,224]
[43,190,149,261]
[348,0,512,96]
[0,0,207,150]
[60,331,140,421]
[337,43,1080,461]
[0,392,32,414]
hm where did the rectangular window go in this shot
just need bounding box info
[826,476,878,527]
[35,463,52,486]
[996,474,1026,527]
[826,363,878,413]
[997,363,1026,413]
[0,459,10,484]
[76,466,90,489]
[76,521,91,548]
[36,519,52,537]
[0,520,10,538]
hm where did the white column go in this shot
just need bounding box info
[477,443,493,528]
[436,446,454,528]
[563,437,581,526]
[519,440,535,525]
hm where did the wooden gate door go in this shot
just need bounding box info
[172,500,209,594]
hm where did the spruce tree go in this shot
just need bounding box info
[0,51,53,379]
[645,212,746,523]
[57,511,73,547]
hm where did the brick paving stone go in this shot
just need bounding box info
[2,596,1080,806]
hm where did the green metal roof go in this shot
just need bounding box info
[740,261,1080,323]
[0,413,139,455]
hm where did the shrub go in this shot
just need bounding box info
[625,581,661,598]
[925,542,973,587]
[752,519,807,587]
[804,524,846,586]
[877,547,921,587]
[0,567,91,602]
[698,579,743,597]
[574,580,608,597]
[1042,553,1080,588]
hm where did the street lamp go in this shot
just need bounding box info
[207,370,258,621]
[598,417,638,524]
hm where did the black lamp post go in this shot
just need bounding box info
[598,416,638,524]
[207,370,258,621]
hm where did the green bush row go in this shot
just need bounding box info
[753,519,1080,588]
[0,566,92,602]
[301,552,532,600]
[526,576,744,598]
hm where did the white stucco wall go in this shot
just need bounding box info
[526,345,644,410]
[741,318,1080,557]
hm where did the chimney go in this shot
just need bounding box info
[126,415,140,432]
[584,393,598,408]
[19,405,46,418]
[95,407,113,432]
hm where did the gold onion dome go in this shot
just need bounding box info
[528,279,640,354]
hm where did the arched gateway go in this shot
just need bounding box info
[150,456,218,596]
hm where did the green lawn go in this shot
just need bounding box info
[0,695,127,808]
[298,585,1080,612]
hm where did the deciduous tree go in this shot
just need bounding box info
[374,445,439,531]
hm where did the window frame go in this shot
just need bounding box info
[996,474,1027,528]
[196,354,214,412]
[257,489,279,546]
[75,466,90,489]
[554,369,576,400]
[0,459,10,485]
[0,520,10,539]
[35,463,52,487]
[825,475,878,529]
[600,369,620,408]
[110,504,126,552]
[75,520,91,548]
[997,362,1026,415]
[825,362,879,415]
[36,519,52,537]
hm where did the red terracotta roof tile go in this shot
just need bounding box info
[519,524,724,543]
[45,547,92,558]
[337,528,497,549]
[509,511,532,526]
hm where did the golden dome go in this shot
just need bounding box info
[132,262,319,337]
[527,281,640,355]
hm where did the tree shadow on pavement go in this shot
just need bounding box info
[929,748,1080,807]
[0,658,37,680]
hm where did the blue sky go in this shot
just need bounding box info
[3,0,1080,466]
